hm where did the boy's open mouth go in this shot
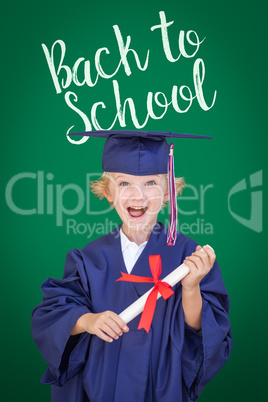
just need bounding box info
[127,207,147,218]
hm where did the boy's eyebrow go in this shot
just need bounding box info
[114,175,127,180]
[113,174,162,183]
[144,175,162,180]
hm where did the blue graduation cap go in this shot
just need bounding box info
[69,130,211,245]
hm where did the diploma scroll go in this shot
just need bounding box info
[119,262,190,324]
[119,247,213,326]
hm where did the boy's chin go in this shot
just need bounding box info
[123,218,156,233]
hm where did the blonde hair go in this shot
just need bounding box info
[90,172,185,207]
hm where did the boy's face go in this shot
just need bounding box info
[103,173,168,240]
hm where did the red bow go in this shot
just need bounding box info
[116,255,174,333]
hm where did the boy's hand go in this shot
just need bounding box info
[181,245,216,291]
[72,311,129,343]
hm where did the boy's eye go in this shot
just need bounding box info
[145,181,156,186]
[119,182,130,186]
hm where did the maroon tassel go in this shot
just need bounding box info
[167,143,177,246]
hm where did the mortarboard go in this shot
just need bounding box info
[69,130,211,245]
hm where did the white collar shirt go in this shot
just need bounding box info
[120,229,148,274]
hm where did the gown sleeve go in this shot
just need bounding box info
[31,249,92,387]
[180,243,233,401]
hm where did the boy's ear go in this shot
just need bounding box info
[163,190,169,203]
[103,187,113,203]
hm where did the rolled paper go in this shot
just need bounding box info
[119,246,213,326]
[119,262,190,325]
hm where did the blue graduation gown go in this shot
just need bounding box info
[32,223,232,401]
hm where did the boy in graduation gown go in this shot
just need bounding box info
[31,131,232,402]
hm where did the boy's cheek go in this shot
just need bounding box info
[146,191,165,203]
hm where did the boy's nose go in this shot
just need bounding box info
[129,185,145,199]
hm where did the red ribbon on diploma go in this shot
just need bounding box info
[116,255,174,333]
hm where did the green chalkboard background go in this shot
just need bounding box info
[1,0,267,401]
